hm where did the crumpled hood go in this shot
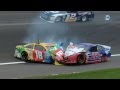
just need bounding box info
[64,44,85,57]
[100,45,111,51]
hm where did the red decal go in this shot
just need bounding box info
[33,50,44,61]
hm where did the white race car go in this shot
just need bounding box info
[40,11,94,22]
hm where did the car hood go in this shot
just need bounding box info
[51,13,67,17]
[64,47,85,57]
[101,45,111,51]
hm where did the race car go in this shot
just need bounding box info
[40,11,94,22]
[58,42,111,64]
[14,42,64,65]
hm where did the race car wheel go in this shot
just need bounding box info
[55,16,63,22]
[77,53,86,64]
[21,52,28,61]
[81,15,88,22]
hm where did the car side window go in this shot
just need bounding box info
[97,45,104,51]
[26,45,34,49]
[34,45,45,51]
[89,46,98,52]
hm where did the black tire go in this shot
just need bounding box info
[77,53,86,64]
[21,51,28,61]
[55,16,63,22]
[81,15,88,22]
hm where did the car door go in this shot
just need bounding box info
[33,45,46,62]
[88,46,101,61]
[25,44,35,60]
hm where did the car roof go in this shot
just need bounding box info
[79,43,97,47]
[25,43,55,47]
[39,43,55,47]
[76,43,97,51]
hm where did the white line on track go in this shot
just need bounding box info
[0,22,49,26]
[111,54,120,56]
[51,74,59,75]
[0,17,55,26]
[0,61,26,66]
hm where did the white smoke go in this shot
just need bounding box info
[23,12,86,49]
[23,23,69,43]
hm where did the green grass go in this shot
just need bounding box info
[24,68,120,79]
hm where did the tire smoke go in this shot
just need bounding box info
[23,13,85,49]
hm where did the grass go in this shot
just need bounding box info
[24,68,120,79]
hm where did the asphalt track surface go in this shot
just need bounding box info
[0,11,120,78]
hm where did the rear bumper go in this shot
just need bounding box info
[87,13,94,19]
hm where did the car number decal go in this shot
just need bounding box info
[88,52,101,60]
[35,50,43,59]
[70,13,76,19]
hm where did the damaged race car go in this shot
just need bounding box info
[14,42,64,65]
[14,41,111,65]
[58,42,111,65]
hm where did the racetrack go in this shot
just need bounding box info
[0,11,120,79]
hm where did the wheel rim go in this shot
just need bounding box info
[78,55,86,64]
[55,17,61,22]
[82,16,87,22]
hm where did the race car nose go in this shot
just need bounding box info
[55,56,64,61]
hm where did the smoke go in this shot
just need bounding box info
[23,23,69,42]
[23,12,86,49]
